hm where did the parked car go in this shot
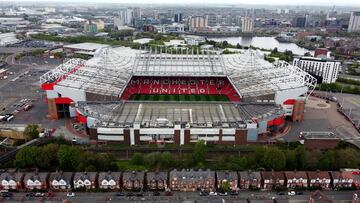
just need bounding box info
[165,191,173,196]
[66,192,75,197]
[230,191,239,196]
[35,193,44,197]
[219,192,228,196]
[199,191,209,196]
[209,192,218,196]
[126,192,135,197]
[277,192,285,195]
[115,192,125,196]
[288,191,296,196]
[1,192,12,197]
[153,191,161,196]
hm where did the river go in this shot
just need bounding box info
[208,36,313,56]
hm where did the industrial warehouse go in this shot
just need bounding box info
[40,47,317,145]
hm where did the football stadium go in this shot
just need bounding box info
[40,47,317,145]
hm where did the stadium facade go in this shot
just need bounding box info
[40,47,317,145]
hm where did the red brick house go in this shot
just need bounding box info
[169,169,215,192]
[98,172,121,190]
[73,172,97,190]
[146,172,167,190]
[284,171,308,189]
[307,171,331,190]
[23,172,49,191]
[0,170,24,191]
[48,171,73,191]
[330,171,354,189]
[216,171,238,191]
[122,171,144,191]
[239,171,261,189]
[261,171,285,190]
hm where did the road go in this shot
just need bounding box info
[1,190,357,203]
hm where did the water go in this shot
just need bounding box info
[209,36,313,56]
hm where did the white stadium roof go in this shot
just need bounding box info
[40,47,317,100]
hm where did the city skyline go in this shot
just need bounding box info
[2,0,360,7]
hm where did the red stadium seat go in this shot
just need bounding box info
[120,76,241,101]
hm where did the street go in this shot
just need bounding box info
[0,190,357,203]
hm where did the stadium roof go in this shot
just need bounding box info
[63,42,110,51]
[77,101,283,128]
[40,47,316,100]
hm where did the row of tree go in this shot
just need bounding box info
[14,144,117,171]
[12,140,360,172]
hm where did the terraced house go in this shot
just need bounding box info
[48,171,73,191]
[98,172,121,190]
[23,171,49,191]
[146,172,168,190]
[239,171,261,189]
[284,171,308,189]
[73,172,97,189]
[0,170,24,191]
[216,171,239,191]
[169,169,215,192]
[122,171,144,191]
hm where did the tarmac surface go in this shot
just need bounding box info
[0,190,357,203]
[282,94,360,148]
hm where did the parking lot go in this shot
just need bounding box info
[0,55,62,127]
[283,93,360,148]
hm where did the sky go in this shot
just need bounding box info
[6,0,360,7]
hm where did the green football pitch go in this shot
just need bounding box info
[129,94,230,102]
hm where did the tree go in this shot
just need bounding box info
[236,43,242,49]
[144,152,162,169]
[263,147,286,170]
[37,144,60,170]
[131,153,145,166]
[193,140,207,166]
[335,148,360,169]
[57,145,81,170]
[159,152,174,169]
[294,146,306,169]
[14,146,39,168]
[318,150,335,170]
[220,180,231,192]
[285,150,297,170]
[23,124,39,140]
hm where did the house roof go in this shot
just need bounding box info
[98,172,121,182]
[73,172,97,181]
[239,171,261,180]
[261,171,285,180]
[122,171,144,182]
[284,171,308,179]
[307,171,331,180]
[0,171,24,182]
[216,171,238,181]
[24,172,48,182]
[146,172,167,181]
[48,172,73,182]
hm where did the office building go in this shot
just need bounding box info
[241,17,254,33]
[348,11,360,32]
[188,16,208,31]
[293,57,340,84]
[174,13,183,23]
